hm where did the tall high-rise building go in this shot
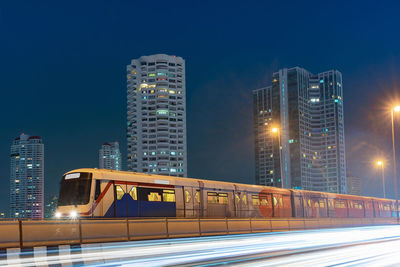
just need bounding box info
[253,67,346,193]
[126,54,187,177]
[99,142,121,170]
[10,134,44,218]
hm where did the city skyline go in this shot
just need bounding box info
[1,1,400,214]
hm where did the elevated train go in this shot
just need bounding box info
[56,168,397,219]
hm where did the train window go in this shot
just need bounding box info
[94,180,101,200]
[219,193,228,204]
[260,196,268,206]
[314,199,325,208]
[208,192,218,204]
[129,187,137,200]
[383,204,391,211]
[235,194,240,204]
[148,192,162,202]
[163,190,176,202]
[273,197,278,206]
[116,186,125,200]
[279,197,283,207]
[307,199,311,207]
[195,191,200,203]
[335,200,346,208]
[328,200,334,208]
[252,195,260,206]
[185,190,191,203]
[353,201,363,209]
[242,194,247,206]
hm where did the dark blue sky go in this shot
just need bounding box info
[1,0,400,213]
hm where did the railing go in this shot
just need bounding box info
[0,217,396,249]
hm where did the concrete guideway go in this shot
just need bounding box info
[0,217,396,249]
[2,225,400,266]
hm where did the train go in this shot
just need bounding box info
[55,168,398,219]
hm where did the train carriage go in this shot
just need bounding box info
[56,168,399,221]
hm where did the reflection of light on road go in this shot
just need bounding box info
[4,225,400,266]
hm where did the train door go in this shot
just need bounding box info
[126,184,139,217]
[193,189,201,217]
[183,186,194,217]
[197,181,204,218]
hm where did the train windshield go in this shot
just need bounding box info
[58,172,92,206]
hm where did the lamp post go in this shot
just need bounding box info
[391,106,400,224]
[377,160,386,199]
[272,127,283,188]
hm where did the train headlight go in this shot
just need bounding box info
[70,210,78,219]
[55,212,61,219]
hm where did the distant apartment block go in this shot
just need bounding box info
[347,174,361,195]
[10,134,44,218]
[253,67,346,193]
[99,142,121,170]
[127,54,187,177]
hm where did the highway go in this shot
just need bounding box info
[2,225,400,266]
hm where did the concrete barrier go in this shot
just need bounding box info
[81,219,128,243]
[288,219,306,231]
[129,218,167,240]
[0,216,398,249]
[250,218,271,233]
[0,221,19,249]
[270,219,290,232]
[199,219,228,236]
[167,218,200,238]
[227,218,251,234]
[22,220,79,247]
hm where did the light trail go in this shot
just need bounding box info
[2,225,400,266]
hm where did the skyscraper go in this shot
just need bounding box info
[10,134,44,218]
[253,67,346,193]
[99,142,121,170]
[127,54,187,177]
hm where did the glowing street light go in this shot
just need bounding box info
[271,127,283,188]
[391,106,400,223]
[376,160,386,198]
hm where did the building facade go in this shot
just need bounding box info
[10,134,44,218]
[99,142,122,170]
[127,54,187,177]
[347,174,361,195]
[253,67,346,193]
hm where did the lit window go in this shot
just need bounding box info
[252,195,259,206]
[185,190,191,203]
[148,192,161,202]
[129,187,137,200]
[163,190,175,202]
[208,192,218,204]
[116,186,125,200]
[195,191,200,203]
[242,194,247,206]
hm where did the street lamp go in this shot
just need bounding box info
[376,160,386,198]
[271,127,283,188]
[391,106,400,224]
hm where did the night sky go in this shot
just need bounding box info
[1,1,400,214]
